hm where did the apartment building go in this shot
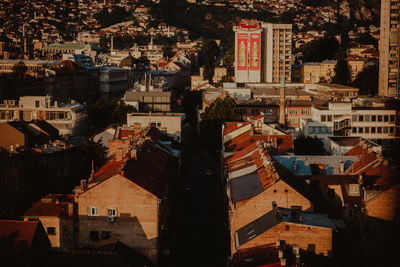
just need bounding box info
[234,20,292,83]
[300,101,398,148]
[0,96,86,136]
[379,0,400,97]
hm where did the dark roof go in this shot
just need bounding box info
[0,220,50,252]
[236,211,279,247]
[328,136,361,147]
[229,172,264,202]
[24,194,74,217]
[31,120,59,138]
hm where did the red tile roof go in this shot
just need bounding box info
[224,121,251,135]
[24,194,74,217]
[0,220,48,252]
[226,132,293,152]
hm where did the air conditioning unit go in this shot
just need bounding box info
[107,216,115,223]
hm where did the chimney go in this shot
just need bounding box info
[290,206,302,223]
[272,201,277,209]
[130,148,137,160]
[80,179,87,190]
[292,160,297,172]
[358,174,363,185]
[339,161,344,174]
[68,202,74,217]
[305,179,310,193]
[116,147,123,161]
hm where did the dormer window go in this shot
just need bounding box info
[349,184,360,196]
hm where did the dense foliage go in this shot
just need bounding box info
[332,59,351,86]
[202,40,221,83]
[294,134,326,155]
[352,64,378,95]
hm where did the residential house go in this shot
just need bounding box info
[23,194,76,249]
[233,205,341,257]
[74,128,179,264]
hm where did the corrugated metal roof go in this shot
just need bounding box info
[272,155,359,175]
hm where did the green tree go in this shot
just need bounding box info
[199,96,241,150]
[294,134,326,155]
[203,39,220,83]
[222,46,234,66]
[13,61,27,79]
[352,65,378,95]
[332,59,351,85]
[297,36,340,62]
[162,44,175,59]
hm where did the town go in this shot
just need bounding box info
[0,0,399,267]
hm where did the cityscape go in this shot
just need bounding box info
[0,0,399,267]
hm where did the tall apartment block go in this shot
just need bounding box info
[234,20,292,83]
[379,0,400,98]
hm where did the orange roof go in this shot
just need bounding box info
[224,121,251,135]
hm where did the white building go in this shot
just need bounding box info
[126,112,185,142]
[300,101,397,149]
[0,96,86,136]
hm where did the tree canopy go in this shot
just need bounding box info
[332,59,351,86]
[294,134,326,155]
[297,36,340,62]
[352,64,378,95]
[203,39,220,83]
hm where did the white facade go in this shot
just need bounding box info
[0,96,86,136]
[126,112,185,142]
[300,102,397,148]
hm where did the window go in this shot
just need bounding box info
[378,115,382,122]
[365,115,370,122]
[47,227,56,235]
[372,115,376,122]
[290,109,298,115]
[327,115,332,122]
[358,127,363,133]
[359,115,364,122]
[321,115,326,122]
[88,206,99,216]
[371,127,376,133]
[90,231,99,242]
[321,127,326,134]
[352,127,357,133]
[35,100,39,108]
[302,109,310,114]
[102,231,111,240]
[349,184,360,195]
[383,127,389,134]
[108,208,117,217]
[390,127,394,134]
[251,109,260,115]
[285,225,290,230]
[290,118,298,124]
[390,115,395,122]
[384,115,389,122]
[352,115,357,122]
[377,127,382,133]
[365,127,369,134]
[265,109,273,115]
[309,126,314,134]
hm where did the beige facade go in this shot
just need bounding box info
[347,58,365,81]
[76,174,159,263]
[301,60,336,83]
[379,0,400,97]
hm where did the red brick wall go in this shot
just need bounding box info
[366,185,400,221]
[238,222,332,257]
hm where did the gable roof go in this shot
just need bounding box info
[0,220,50,252]
[24,194,74,217]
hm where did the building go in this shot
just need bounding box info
[23,194,76,249]
[301,60,337,83]
[237,99,279,123]
[74,128,179,264]
[0,59,60,77]
[286,100,312,129]
[0,120,58,152]
[126,112,185,142]
[300,100,398,149]
[42,42,99,63]
[99,67,129,98]
[234,20,292,83]
[378,0,400,97]
[124,89,174,113]
[0,220,51,253]
[0,96,87,136]
[232,205,340,257]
